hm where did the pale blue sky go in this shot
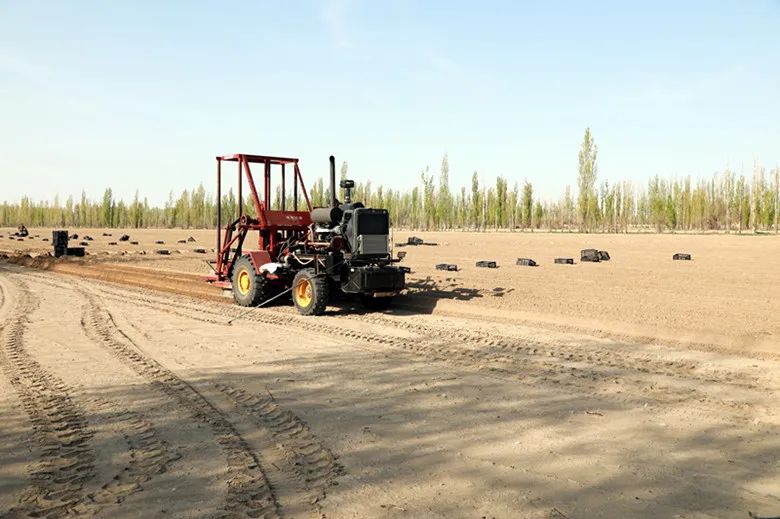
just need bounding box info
[1,1,778,204]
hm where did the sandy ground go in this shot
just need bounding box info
[4,227,780,355]
[1,228,779,518]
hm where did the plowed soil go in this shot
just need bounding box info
[1,228,779,518]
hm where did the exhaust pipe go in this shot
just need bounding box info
[329,155,337,208]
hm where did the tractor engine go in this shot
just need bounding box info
[306,159,405,298]
[311,201,390,259]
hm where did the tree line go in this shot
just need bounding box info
[2,129,779,233]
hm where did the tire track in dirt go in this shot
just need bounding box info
[18,272,227,326]
[215,384,343,514]
[0,276,97,519]
[48,271,760,390]
[19,272,347,517]
[0,274,178,519]
[339,311,764,390]
[76,277,753,421]
[23,269,767,395]
[68,399,177,516]
[78,278,345,518]
[76,285,281,519]
[20,271,771,424]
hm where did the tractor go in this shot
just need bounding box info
[206,154,406,315]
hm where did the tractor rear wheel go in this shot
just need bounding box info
[292,269,329,316]
[231,256,271,307]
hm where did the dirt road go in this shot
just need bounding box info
[1,260,778,518]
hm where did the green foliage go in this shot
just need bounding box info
[521,181,533,229]
[577,128,598,232]
[2,150,779,234]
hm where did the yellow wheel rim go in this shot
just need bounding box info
[295,278,312,306]
[237,270,251,295]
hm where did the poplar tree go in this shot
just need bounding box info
[577,128,598,232]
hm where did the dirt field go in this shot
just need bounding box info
[1,228,779,518]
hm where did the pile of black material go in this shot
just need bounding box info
[516,258,537,267]
[119,234,130,241]
[555,258,574,265]
[673,253,692,261]
[66,247,85,257]
[476,260,498,268]
[155,249,170,255]
[68,233,78,240]
[407,236,424,245]
[581,249,601,262]
[435,263,458,271]
[52,230,69,257]
[581,249,611,262]
[187,236,197,242]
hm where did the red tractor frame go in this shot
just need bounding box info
[207,154,313,288]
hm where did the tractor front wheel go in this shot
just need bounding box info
[231,256,272,307]
[292,269,329,316]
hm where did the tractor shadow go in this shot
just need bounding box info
[404,276,485,302]
[327,276,489,316]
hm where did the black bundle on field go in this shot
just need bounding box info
[407,236,424,245]
[52,230,69,257]
[673,253,692,261]
[52,230,68,248]
[435,263,458,271]
[555,258,574,265]
[119,234,130,241]
[476,260,498,268]
[66,247,85,257]
[516,258,537,267]
[581,249,601,262]
[598,250,611,261]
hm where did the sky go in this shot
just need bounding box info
[1,0,779,205]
